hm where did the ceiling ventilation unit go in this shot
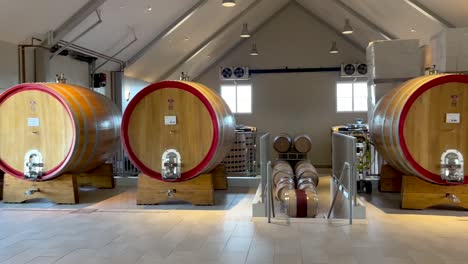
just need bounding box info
[219,66,250,80]
[341,63,368,77]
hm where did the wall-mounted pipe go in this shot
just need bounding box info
[50,10,102,60]
[93,28,137,73]
[58,40,125,70]
[249,67,341,75]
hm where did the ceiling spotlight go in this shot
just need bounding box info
[240,23,251,38]
[250,43,259,56]
[410,27,416,32]
[329,41,339,54]
[222,0,236,7]
[146,5,152,11]
[342,19,353,34]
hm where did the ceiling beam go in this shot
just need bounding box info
[294,1,365,54]
[158,0,264,82]
[332,0,396,40]
[402,0,455,28]
[44,0,107,47]
[126,0,208,67]
[193,1,293,81]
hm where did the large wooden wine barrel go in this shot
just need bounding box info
[293,134,312,153]
[371,74,468,185]
[121,81,236,181]
[273,133,292,153]
[0,83,121,180]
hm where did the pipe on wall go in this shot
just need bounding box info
[249,67,341,75]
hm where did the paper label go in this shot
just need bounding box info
[446,113,460,123]
[27,117,40,127]
[164,116,177,125]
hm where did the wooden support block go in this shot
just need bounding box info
[379,165,403,193]
[76,163,115,189]
[137,173,214,205]
[3,174,78,204]
[401,176,468,210]
[211,165,228,190]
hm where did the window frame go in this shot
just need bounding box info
[220,82,253,114]
[336,80,368,113]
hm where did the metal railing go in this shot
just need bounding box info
[259,133,271,206]
[328,132,359,224]
[111,145,139,177]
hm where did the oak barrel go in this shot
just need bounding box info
[285,189,318,217]
[273,161,294,185]
[121,81,236,181]
[293,134,312,153]
[370,74,468,185]
[0,83,121,180]
[295,161,319,186]
[273,133,292,153]
[275,177,294,201]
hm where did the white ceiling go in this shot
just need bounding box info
[0,0,466,81]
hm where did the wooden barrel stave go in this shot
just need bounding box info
[295,161,319,186]
[0,83,121,180]
[272,161,294,185]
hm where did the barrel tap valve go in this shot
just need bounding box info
[440,149,464,183]
[25,187,40,196]
[446,193,461,203]
[161,149,182,180]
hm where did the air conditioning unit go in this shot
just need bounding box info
[341,63,368,77]
[219,66,250,80]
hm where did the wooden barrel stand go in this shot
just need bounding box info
[3,163,114,204]
[378,165,403,193]
[401,176,468,210]
[136,173,215,206]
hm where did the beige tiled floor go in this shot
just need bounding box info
[0,177,467,263]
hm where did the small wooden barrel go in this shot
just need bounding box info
[285,189,318,217]
[0,83,121,180]
[275,177,294,201]
[295,161,319,186]
[273,161,293,185]
[273,133,292,153]
[122,81,236,182]
[293,134,312,153]
[297,178,317,192]
[371,74,468,185]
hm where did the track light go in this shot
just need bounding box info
[250,43,259,56]
[329,41,339,54]
[240,23,251,38]
[222,0,236,7]
[342,19,353,34]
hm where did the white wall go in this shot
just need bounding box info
[36,49,90,87]
[197,4,367,166]
[0,40,18,91]
[122,76,151,110]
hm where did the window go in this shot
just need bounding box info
[221,84,252,113]
[336,81,368,112]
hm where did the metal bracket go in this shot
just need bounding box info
[440,149,464,183]
[161,149,182,180]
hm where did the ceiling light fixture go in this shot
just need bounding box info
[329,41,339,54]
[410,27,416,32]
[222,0,236,7]
[146,5,152,11]
[240,23,251,38]
[342,19,353,34]
[250,43,259,56]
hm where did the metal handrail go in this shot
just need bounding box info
[327,162,354,224]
